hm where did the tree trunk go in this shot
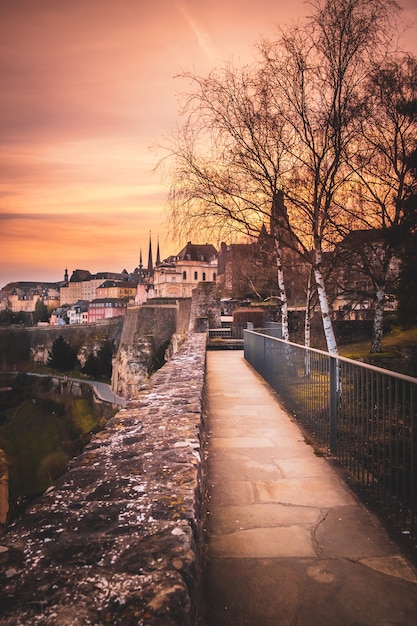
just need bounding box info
[302,266,314,376]
[370,287,385,353]
[313,246,338,356]
[304,266,313,348]
[274,236,289,341]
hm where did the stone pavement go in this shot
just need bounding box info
[204,351,417,626]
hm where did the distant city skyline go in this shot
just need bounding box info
[1,0,416,288]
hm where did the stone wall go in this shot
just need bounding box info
[0,450,7,532]
[189,283,221,332]
[0,333,207,626]
[111,300,192,400]
[0,318,124,370]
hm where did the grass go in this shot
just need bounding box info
[340,325,417,358]
[339,325,417,377]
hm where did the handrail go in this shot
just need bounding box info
[247,329,417,384]
[244,329,417,537]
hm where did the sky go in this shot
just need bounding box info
[1,0,417,287]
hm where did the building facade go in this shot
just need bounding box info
[330,229,400,319]
[95,280,137,301]
[87,298,127,323]
[67,302,89,324]
[60,271,130,305]
[0,283,60,313]
[152,242,218,299]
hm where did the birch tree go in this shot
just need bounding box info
[160,0,402,353]
[260,0,401,355]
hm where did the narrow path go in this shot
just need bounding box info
[12,371,126,406]
[204,350,417,626]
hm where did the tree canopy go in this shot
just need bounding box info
[48,336,78,372]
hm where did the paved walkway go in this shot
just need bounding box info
[22,372,126,406]
[204,351,417,626]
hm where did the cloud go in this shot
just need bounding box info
[0,206,173,286]
[0,0,415,285]
[177,3,217,62]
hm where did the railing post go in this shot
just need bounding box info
[329,356,337,454]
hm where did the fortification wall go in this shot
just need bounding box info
[111,300,192,400]
[0,298,196,401]
[0,333,207,626]
[0,318,124,370]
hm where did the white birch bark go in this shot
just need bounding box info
[313,246,338,356]
[274,235,289,341]
[304,267,313,376]
[304,267,313,349]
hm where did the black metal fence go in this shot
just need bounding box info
[244,329,417,537]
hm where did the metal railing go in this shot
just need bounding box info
[244,329,417,537]
[208,328,232,339]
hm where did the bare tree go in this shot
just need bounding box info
[160,0,403,353]
[346,53,417,351]
[159,63,296,340]
[260,0,401,354]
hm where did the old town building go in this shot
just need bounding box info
[152,242,218,299]
[60,271,131,305]
[0,282,60,313]
[88,298,127,323]
[95,280,137,301]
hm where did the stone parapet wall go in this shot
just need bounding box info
[0,333,207,626]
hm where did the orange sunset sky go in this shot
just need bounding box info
[1,0,417,287]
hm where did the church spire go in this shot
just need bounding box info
[156,236,161,266]
[139,248,143,270]
[147,231,153,275]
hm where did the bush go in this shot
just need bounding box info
[81,342,113,379]
[48,335,78,371]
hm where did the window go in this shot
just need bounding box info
[194,271,198,280]
[213,273,216,282]
[183,271,187,280]
[202,272,206,281]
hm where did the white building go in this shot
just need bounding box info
[67,301,89,324]
[152,242,218,299]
